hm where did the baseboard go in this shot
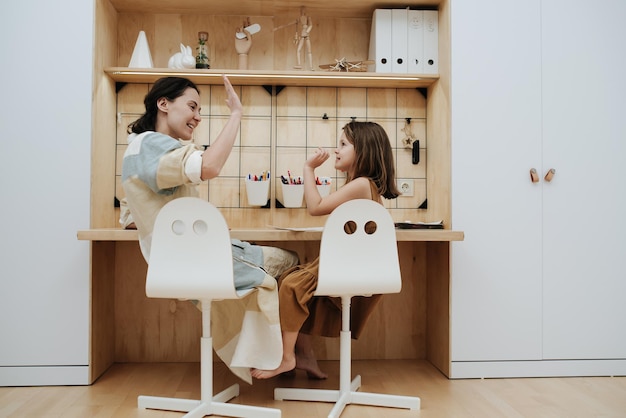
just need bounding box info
[450,359,626,379]
[0,366,90,386]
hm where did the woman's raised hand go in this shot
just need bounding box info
[222,75,242,115]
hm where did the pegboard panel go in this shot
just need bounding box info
[114,83,428,220]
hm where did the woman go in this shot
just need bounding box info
[122,75,298,288]
[252,121,400,379]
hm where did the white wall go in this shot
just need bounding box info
[0,0,93,385]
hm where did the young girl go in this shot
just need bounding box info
[252,121,400,379]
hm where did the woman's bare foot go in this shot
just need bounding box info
[251,354,296,380]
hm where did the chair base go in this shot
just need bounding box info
[274,375,420,418]
[139,383,281,418]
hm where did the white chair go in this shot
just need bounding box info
[274,199,421,418]
[138,197,281,418]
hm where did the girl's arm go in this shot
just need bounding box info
[303,148,372,216]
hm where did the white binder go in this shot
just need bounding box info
[407,9,424,73]
[391,8,408,73]
[423,10,439,74]
[368,9,392,72]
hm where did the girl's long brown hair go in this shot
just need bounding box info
[343,121,400,199]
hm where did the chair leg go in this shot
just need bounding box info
[274,296,420,418]
[138,301,282,418]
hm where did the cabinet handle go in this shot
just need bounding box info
[544,168,556,182]
[530,168,539,183]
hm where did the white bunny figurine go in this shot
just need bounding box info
[167,43,196,69]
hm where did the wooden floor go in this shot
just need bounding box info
[1,360,626,417]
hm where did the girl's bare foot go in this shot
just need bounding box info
[251,354,296,380]
[295,348,328,379]
[296,357,328,379]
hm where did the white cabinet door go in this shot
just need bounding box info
[541,0,626,359]
[450,0,544,361]
[0,0,92,385]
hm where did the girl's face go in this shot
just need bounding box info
[334,132,356,173]
[158,87,201,140]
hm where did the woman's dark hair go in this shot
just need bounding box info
[127,77,200,134]
[343,121,400,199]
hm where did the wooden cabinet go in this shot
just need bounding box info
[88,0,459,384]
[450,0,626,378]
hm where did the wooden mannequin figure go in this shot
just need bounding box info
[294,7,313,70]
[235,18,253,70]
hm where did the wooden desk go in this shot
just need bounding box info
[77,228,464,242]
[79,228,463,383]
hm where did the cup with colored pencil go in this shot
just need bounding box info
[279,171,304,208]
[245,171,270,206]
[316,176,332,197]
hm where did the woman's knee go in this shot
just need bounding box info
[261,246,299,278]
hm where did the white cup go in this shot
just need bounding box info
[281,183,304,208]
[245,179,270,206]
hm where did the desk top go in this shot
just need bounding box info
[77,228,464,242]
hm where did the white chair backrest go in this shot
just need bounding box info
[316,199,401,297]
[146,197,237,301]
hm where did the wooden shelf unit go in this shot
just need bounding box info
[90,0,454,384]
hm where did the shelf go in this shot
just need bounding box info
[105,67,439,89]
[77,228,464,242]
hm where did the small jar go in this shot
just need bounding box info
[196,31,210,69]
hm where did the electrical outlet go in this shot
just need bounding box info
[397,179,414,196]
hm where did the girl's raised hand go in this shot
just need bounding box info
[305,147,330,169]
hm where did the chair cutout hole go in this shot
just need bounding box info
[193,220,208,235]
[364,220,377,234]
[343,220,357,234]
[172,220,186,235]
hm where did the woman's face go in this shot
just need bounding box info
[334,132,355,173]
[158,87,201,140]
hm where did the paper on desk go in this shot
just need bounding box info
[268,225,324,232]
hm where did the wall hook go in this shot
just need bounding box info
[322,113,329,120]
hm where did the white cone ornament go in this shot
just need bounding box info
[129,31,154,68]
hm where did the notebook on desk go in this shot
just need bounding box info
[395,220,444,230]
